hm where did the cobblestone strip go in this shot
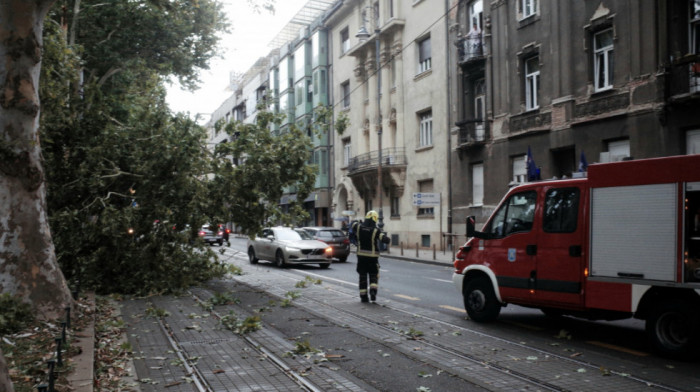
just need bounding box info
[229,271,674,392]
[121,299,200,392]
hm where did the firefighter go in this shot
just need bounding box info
[350,210,391,303]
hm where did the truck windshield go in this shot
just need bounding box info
[484,191,537,237]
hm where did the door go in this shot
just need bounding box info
[479,190,538,304]
[534,186,585,308]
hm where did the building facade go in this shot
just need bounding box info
[327,0,451,249]
[448,0,700,237]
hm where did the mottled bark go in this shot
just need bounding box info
[0,1,67,390]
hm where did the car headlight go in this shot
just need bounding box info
[285,246,300,252]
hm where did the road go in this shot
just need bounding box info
[223,236,697,372]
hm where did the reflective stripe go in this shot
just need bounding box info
[359,289,368,294]
[369,283,378,289]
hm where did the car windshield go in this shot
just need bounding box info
[275,229,304,241]
[295,229,313,240]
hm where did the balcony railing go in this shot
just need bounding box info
[456,34,484,63]
[667,54,700,98]
[456,120,485,147]
[347,148,406,175]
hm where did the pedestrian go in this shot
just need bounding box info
[350,211,390,303]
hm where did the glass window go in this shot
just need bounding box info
[484,191,537,237]
[341,80,350,107]
[513,155,526,183]
[279,58,289,92]
[341,28,350,54]
[543,188,580,233]
[419,111,433,147]
[418,37,432,73]
[607,139,629,161]
[391,196,400,217]
[525,55,540,110]
[594,29,614,91]
[343,139,351,166]
[519,0,537,19]
[472,163,484,206]
[687,129,700,155]
[418,179,434,215]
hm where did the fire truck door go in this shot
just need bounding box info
[479,190,538,304]
[534,186,585,307]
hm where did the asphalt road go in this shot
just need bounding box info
[220,237,699,374]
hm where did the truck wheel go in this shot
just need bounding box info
[645,301,700,359]
[275,250,286,268]
[248,247,258,264]
[463,276,501,322]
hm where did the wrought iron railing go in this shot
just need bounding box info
[667,54,700,97]
[457,120,486,146]
[457,35,484,63]
[347,147,407,175]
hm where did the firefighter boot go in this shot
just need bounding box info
[370,289,377,302]
[360,295,369,303]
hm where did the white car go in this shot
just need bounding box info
[247,227,332,268]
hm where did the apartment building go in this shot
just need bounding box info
[327,0,451,248]
[448,0,700,235]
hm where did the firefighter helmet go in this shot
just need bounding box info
[365,210,379,222]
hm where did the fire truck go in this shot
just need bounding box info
[452,154,700,358]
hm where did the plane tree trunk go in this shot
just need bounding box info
[0,1,70,390]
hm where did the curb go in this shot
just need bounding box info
[66,293,95,392]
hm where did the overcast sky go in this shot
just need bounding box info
[166,0,308,121]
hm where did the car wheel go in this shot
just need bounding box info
[275,250,286,268]
[463,276,501,322]
[319,263,330,269]
[645,300,699,359]
[218,239,223,246]
[248,247,258,264]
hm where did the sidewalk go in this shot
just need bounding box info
[380,243,457,267]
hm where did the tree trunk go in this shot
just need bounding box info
[0,1,69,390]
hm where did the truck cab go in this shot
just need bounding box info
[453,154,700,359]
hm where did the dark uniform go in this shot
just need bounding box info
[351,211,390,302]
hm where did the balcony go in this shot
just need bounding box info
[456,119,486,150]
[346,148,407,199]
[667,54,700,101]
[456,35,485,65]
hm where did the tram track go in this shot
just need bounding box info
[222,254,689,392]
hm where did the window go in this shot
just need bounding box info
[474,78,485,140]
[388,0,394,18]
[341,80,350,108]
[484,191,536,237]
[391,196,400,217]
[419,111,433,147]
[525,56,540,110]
[688,130,700,155]
[519,0,537,19]
[295,80,305,106]
[690,3,699,92]
[365,199,373,214]
[544,188,580,233]
[513,155,526,183]
[342,138,351,166]
[421,235,431,248]
[418,37,432,73]
[472,163,484,206]
[594,28,614,91]
[418,179,434,216]
[607,139,629,161]
[341,28,350,54]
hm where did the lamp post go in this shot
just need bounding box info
[356,9,384,230]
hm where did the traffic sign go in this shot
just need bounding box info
[412,192,440,206]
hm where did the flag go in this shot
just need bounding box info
[526,146,540,181]
[578,151,588,172]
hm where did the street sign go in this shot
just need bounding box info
[412,192,440,206]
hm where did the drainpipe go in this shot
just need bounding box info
[445,0,453,250]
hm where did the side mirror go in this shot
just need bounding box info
[266,235,274,241]
[467,216,477,238]
[467,216,493,240]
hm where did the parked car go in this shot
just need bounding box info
[301,226,350,262]
[198,225,224,246]
[247,227,332,268]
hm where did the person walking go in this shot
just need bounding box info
[350,211,390,303]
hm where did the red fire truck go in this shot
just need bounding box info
[452,154,700,358]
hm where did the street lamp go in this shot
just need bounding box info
[356,8,384,231]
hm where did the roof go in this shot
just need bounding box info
[267,0,336,48]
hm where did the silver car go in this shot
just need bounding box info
[247,227,332,268]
